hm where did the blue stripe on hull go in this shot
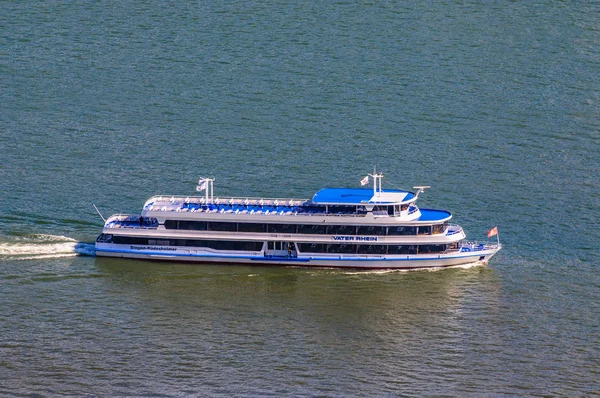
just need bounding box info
[95,246,497,268]
[253,257,310,262]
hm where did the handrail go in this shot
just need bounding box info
[144,195,311,208]
[460,240,501,252]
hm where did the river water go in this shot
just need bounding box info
[1,1,599,396]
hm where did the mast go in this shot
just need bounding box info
[369,168,384,200]
[197,177,215,203]
[208,178,214,203]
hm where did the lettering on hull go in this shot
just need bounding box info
[332,236,378,242]
[130,245,177,251]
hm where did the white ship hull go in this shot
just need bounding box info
[96,243,501,269]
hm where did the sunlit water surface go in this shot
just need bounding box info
[1,1,598,396]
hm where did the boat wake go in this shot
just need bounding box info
[0,234,96,260]
[337,261,486,275]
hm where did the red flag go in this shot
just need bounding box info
[487,226,498,238]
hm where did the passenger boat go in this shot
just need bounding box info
[95,173,501,269]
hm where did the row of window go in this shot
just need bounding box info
[101,235,456,254]
[164,220,447,235]
[296,243,449,255]
[110,235,263,251]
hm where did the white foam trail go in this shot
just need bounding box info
[339,261,486,275]
[452,261,486,270]
[0,235,96,260]
[10,234,77,242]
[74,242,96,257]
[17,253,79,260]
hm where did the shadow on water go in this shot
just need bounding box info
[93,256,503,332]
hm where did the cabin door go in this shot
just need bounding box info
[266,241,289,257]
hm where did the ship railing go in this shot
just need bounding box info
[144,195,311,209]
[145,205,368,218]
[104,214,158,229]
[460,240,501,252]
[105,214,131,223]
[372,210,389,216]
[143,195,372,217]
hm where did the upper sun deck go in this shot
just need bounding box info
[142,195,371,217]
[144,195,312,215]
[137,173,446,222]
[312,188,415,205]
[140,196,450,222]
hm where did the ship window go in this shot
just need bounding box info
[297,225,326,234]
[357,226,386,236]
[112,236,150,245]
[357,206,368,214]
[417,226,432,235]
[357,245,387,254]
[268,224,295,234]
[387,245,401,254]
[329,206,356,214]
[326,225,355,235]
[207,222,237,232]
[297,243,327,253]
[96,234,113,243]
[166,220,207,230]
[387,226,416,236]
[182,239,262,251]
[241,241,264,251]
[237,223,267,233]
[164,220,177,229]
[418,244,445,254]
[387,245,417,254]
[393,245,417,254]
[432,223,446,234]
[327,244,355,254]
[267,241,287,250]
[148,239,170,246]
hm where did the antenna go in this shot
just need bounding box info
[92,204,106,222]
[413,186,430,198]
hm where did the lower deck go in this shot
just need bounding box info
[95,239,501,270]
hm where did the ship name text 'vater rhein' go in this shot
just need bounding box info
[95,172,501,269]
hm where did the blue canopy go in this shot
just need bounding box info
[312,188,415,205]
[416,209,452,222]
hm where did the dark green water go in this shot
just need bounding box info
[1,1,599,395]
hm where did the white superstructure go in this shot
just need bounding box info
[96,173,501,269]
